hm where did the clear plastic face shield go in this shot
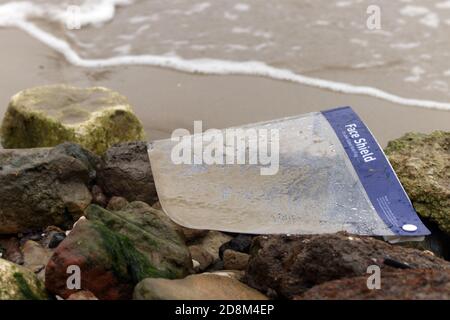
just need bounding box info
[148,107,429,243]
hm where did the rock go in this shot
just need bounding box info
[18,231,43,245]
[91,185,107,207]
[245,232,450,299]
[0,237,23,264]
[210,270,245,282]
[85,202,192,277]
[297,269,450,300]
[40,226,65,248]
[134,274,268,300]
[45,202,192,300]
[47,232,66,249]
[0,85,146,155]
[22,240,53,281]
[0,258,48,300]
[219,234,253,259]
[385,131,450,234]
[180,227,209,243]
[223,250,249,271]
[152,201,162,210]
[106,196,129,211]
[191,231,233,264]
[67,290,98,300]
[398,224,450,260]
[189,245,214,272]
[207,260,225,272]
[0,143,95,233]
[97,141,157,204]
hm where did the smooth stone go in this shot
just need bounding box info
[134,274,268,300]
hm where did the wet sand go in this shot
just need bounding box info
[1,28,449,147]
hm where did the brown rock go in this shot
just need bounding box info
[97,141,157,204]
[151,201,162,210]
[297,269,450,300]
[189,245,214,272]
[134,274,268,300]
[245,232,450,299]
[91,185,107,207]
[0,237,23,264]
[180,227,209,243]
[192,231,233,263]
[22,240,53,281]
[67,290,98,300]
[223,250,249,271]
[210,270,245,282]
[106,196,129,211]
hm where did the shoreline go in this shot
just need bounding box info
[1,28,450,146]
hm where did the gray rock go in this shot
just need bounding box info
[97,141,157,204]
[0,143,94,234]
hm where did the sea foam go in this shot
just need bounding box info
[1,1,450,111]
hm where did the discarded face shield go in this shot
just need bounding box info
[148,106,430,242]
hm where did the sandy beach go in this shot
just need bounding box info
[1,28,449,147]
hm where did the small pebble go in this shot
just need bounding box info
[48,232,66,249]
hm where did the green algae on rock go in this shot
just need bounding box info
[385,131,450,235]
[85,202,192,278]
[0,85,146,154]
[0,258,48,300]
[45,203,192,300]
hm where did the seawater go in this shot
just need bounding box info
[1,0,450,110]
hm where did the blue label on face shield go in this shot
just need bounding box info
[322,106,430,237]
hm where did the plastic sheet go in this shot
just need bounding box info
[148,106,429,240]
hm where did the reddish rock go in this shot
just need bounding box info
[45,203,192,300]
[245,232,450,299]
[297,269,450,300]
[45,219,137,300]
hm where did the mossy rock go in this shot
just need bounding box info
[385,131,450,235]
[0,258,49,300]
[85,202,192,278]
[45,203,192,300]
[0,85,145,154]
